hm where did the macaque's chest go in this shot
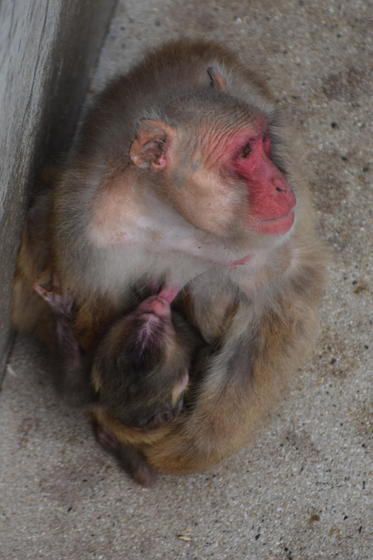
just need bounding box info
[85,179,281,340]
[87,182,233,297]
[91,180,200,253]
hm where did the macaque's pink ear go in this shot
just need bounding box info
[129,120,175,171]
[207,66,227,90]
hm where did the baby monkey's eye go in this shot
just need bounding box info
[263,133,271,155]
[241,143,252,158]
[143,402,184,429]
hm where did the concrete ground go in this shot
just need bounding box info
[1,1,371,559]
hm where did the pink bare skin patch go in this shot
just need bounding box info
[227,125,296,235]
[138,295,171,318]
[230,253,253,267]
[135,295,172,353]
[157,285,180,303]
[110,231,128,243]
[134,286,181,354]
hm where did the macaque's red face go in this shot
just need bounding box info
[226,122,296,235]
[130,117,296,242]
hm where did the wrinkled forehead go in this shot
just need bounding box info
[183,107,268,164]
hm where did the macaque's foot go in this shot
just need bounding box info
[93,420,158,487]
[129,460,158,487]
[33,282,74,318]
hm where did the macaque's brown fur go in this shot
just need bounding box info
[12,192,57,346]
[13,206,199,426]
[13,39,326,477]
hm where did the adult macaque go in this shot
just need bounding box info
[14,39,325,479]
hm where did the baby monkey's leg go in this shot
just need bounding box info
[33,282,89,401]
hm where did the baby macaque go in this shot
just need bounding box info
[33,280,201,484]
[91,292,196,429]
[91,290,201,485]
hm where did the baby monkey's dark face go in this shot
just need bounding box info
[92,295,197,430]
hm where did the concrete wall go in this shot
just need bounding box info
[0,1,116,379]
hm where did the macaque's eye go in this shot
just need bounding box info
[241,143,252,158]
[142,404,182,429]
[263,133,271,155]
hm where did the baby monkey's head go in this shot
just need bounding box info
[91,295,196,430]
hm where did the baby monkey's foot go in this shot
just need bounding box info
[33,282,74,318]
[93,421,158,487]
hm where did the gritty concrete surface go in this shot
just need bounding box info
[1,1,371,559]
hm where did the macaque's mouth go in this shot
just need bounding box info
[252,210,295,235]
[258,209,295,223]
[137,296,171,319]
[135,313,168,348]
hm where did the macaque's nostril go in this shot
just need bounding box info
[274,183,287,192]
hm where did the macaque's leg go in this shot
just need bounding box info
[33,283,89,400]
